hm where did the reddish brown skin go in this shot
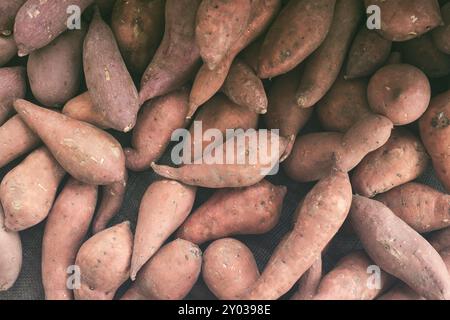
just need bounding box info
[313,251,393,300]
[177,180,286,244]
[14,0,94,56]
[139,0,202,104]
[0,115,40,169]
[432,3,450,54]
[352,128,429,198]
[296,0,362,108]
[265,68,313,137]
[125,88,190,172]
[419,90,450,192]
[367,64,431,126]
[62,92,111,129]
[317,76,372,132]
[377,283,425,300]
[42,178,98,300]
[0,147,66,232]
[345,28,392,79]
[350,196,450,300]
[84,9,140,133]
[376,183,450,233]
[222,59,268,114]
[28,29,86,107]
[122,239,202,300]
[111,0,165,77]
[203,239,260,300]
[0,0,26,35]
[196,0,252,70]
[364,0,443,42]
[430,227,450,252]
[187,0,282,117]
[131,180,196,280]
[14,99,126,186]
[0,35,17,66]
[74,222,133,300]
[290,257,322,300]
[243,171,352,300]
[0,67,26,125]
[257,0,336,79]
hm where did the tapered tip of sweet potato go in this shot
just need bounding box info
[186,102,199,119]
[279,135,295,163]
[151,162,177,180]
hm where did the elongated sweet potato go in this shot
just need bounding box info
[0,0,26,36]
[14,0,94,56]
[203,238,259,300]
[345,28,392,79]
[139,0,201,104]
[296,0,362,108]
[177,180,286,244]
[131,180,196,280]
[62,92,110,129]
[74,221,133,300]
[152,130,290,188]
[111,0,165,77]
[377,283,425,301]
[257,0,336,79]
[0,147,65,232]
[243,170,352,300]
[84,8,140,132]
[0,205,22,291]
[14,100,126,185]
[352,128,429,198]
[0,66,26,125]
[430,227,450,252]
[0,35,17,67]
[350,196,450,300]
[28,29,85,107]
[125,88,190,172]
[284,115,393,182]
[42,178,97,300]
[187,0,281,117]
[0,115,40,169]
[196,0,251,70]
[432,3,450,54]
[291,257,322,300]
[122,239,202,300]
[376,183,450,233]
[222,59,267,114]
[419,90,450,192]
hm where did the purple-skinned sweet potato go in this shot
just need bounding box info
[0,35,17,66]
[0,66,26,125]
[0,0,26,36]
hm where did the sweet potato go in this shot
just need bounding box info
[0,35,17,66]
[257,0,336,79]
[139,0,201,104]
[222,59,267,114]
[0,66,26,125]
[367,64,431,125]
[419,90,450,192]
[74,221,133,300]
[352,128,429,198]
[203,238,259,300]
[430,227,450,252]
[28,29,85,107]
[111,0,165,77]
[284,115,393,182]
[376,183,450,233]
[14,0,94,56]
[350,195,450,300]
[296,0,362,108]
[84,8,140,133]
[345,28,392,79]
[316,76,372,132]
[124,88,190,172]
[0,147,65,232]
[62,92,111,129]
[265,68,313,138]
[243,170,352,300]
[0,0,26,36]
[364,0,443,42]
[122,239,201,300]
[0,115,40,169]
[177,180,286,244]
[187,0,281,117]
[195,0,252,70]
[377,283,425,300]
[290,257,322,300]
[432,3,450,54]
[152,130,290,188]
[42,178,98,300]
[14,99,126,186]
[313,251,393,300]
[0,205,21,291]
[131,180,196,280]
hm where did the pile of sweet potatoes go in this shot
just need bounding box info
[1,0,450,301]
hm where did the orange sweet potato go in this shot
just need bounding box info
[290,257,322,300]
[62,92,111,129]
